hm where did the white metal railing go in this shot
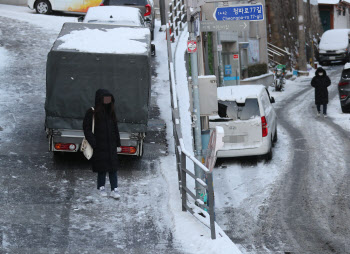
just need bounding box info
[168,0,186,42]
[166,26,216,240]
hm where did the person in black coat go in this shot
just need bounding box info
[83,89,121,199]
[311,67,331,117]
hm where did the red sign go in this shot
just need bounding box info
[187,40,197,53]
[233,54,239,59]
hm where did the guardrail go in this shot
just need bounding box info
[168,0,186,42]
[166,26,216,239]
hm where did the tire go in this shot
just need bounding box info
[341,106,349,113]
[273,128,278,143]
[274,80,279,91]
[265,147,273,161]
[35,0,52,14]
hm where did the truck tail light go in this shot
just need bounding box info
[119,146,137,154]
[55,143,76,151]
[261,116,268,137]
[144,4,151,16]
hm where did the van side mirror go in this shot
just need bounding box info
[151,44,156,57]
[78,16,84,22]
[270,97,275,103]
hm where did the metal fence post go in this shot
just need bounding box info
[181,152,187,212]
[207,172,216,240]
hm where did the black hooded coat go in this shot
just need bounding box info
[83,89,121,173]
[311,67,331,105]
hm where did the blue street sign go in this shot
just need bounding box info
[224,65,232,75]
[214,4,264,21]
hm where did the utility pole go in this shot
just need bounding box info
[298,0,307,71]
[187,9,205,200]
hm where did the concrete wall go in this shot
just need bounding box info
[0,0,26,6]
[334,6,350,29]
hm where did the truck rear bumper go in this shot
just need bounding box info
[47,129,144,156]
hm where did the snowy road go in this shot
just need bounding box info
[215,65,350,253]
[0,10,184,253]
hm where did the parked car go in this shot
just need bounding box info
[209,85,277,160]
[100,0,155,40]
[27,0,101,14]
[318,29,350,65]
[338,63,350,113]
[79,6,145,27]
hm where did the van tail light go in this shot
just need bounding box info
[55,143,76,151]
[261,117,268,137]
[119,146,137,154]
[144,4,151,16]
[339,82,349,86]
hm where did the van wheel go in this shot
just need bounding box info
[265,148,273,162]
[273,129,278,143]
[35,0,52,14]
[341,106,349,113]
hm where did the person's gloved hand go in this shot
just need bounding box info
[117,147,122,153]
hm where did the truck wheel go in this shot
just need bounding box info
[35,0,52,14]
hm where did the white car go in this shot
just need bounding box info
[209,85,277,160]
[81,6,145,27]
[27,0,101,14]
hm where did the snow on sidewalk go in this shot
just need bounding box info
[152,21,242,253]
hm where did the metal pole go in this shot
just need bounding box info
[217,31,224,86]
[160,0,166,26]
[188,14,205,200]
[298,0,307,71]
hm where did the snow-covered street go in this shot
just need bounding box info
[214,65,350,253]
[2,3,350,254]
[0,5,183,253]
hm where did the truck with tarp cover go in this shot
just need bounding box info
[45,22,151,156]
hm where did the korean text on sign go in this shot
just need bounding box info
[214,4,264,21]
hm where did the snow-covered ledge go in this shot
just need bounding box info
[240,72,274,88]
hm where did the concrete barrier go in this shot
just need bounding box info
[0,0,26,6]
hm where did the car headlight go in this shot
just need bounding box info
[319,50,326,54]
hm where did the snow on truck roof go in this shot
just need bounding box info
[217,85,266,103]
[84,6,142,26]
[54,23,150,55]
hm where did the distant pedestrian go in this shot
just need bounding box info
[83,89,122,199]
[311,67,331,118]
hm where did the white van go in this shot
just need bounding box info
[318,29,350,65]
[209,85,277,160]
[27,0,101,14]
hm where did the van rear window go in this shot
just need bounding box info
[217,99,260,121]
